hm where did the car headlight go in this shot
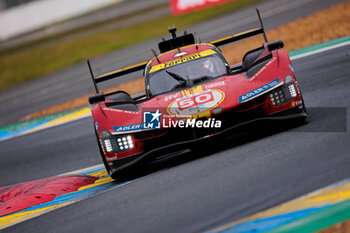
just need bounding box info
[100,131,134,152]
[288,84,297,97]
[116,135,134,150]
[269,90,284,106]
[100,130,113,152]
[104,139,113,152]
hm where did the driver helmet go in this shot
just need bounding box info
[203,59,214,73]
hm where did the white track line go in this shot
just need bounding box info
[291,40,350,60]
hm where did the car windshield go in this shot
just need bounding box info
[147,53,228,96]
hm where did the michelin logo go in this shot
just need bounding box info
[239,78,279,103]
[143,110,161,129]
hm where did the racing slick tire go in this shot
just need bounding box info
[297,87,308,122]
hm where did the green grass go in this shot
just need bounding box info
[0,0,263,90]
[0,3,170,55]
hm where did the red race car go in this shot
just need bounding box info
[88,10,307,178]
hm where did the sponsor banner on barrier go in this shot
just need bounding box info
[170,0,230,15]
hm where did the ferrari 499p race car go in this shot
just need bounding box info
[88,9,307,178]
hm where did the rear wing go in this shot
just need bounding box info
[88,8,267,95]
[95,61,147,84]
[210,8,267,47]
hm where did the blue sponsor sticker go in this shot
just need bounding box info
[239,78,279,103]
[95,122,98,131]
[112,110,162,132]
[289,65,295,73]
[112,124,143,132]
[143,110,161,129]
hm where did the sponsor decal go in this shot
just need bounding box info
[167,89,225,116]
[294,100,303,106]
[249,57,276,81]
[112,124,143,132]
[164,92,181,101]
[149,49,216,73]
[103,108,124,113]
[95,122,98,131]
[106,156,118,162]
[204,81,225,89]
[143,110,161,129]
[289,65,295,73]
[181,85,203,96]
[170,0,230,15]
[239,78,280,103]
[103,107,139,114]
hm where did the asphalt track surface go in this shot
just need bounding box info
[0,0,346,126]
[0,40,349,232]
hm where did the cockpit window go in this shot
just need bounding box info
[146,51,228,97]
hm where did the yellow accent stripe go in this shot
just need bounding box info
[182,85,203,96]
[62,164,104,175]
[97,61,148,79]
[209,28,260,44]
[149,49,216,73]
[78,177,113,191]
[0,201,77,229]
[191,85,203,94]
[191,111,212,119]
[87,169,108,178]
[213,181,350,232]
[21,108,91,135]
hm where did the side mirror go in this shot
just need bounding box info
[225,63,231,73]
[89,93,105,104]
[267,40,284,51]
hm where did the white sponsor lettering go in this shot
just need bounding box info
[106,156,118,162]
[103,108,139,114]
[249,57,276,81]
[239,78,279,103]
[164,92,180,101]
[295,100,303,106]
[114,124,142,132]
[163,118,221,128]
[204,81,225,89]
